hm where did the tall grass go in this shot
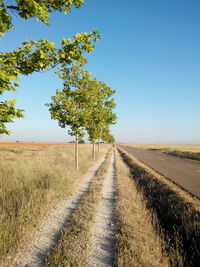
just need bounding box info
[118,147,200,266]
[115,150,169,266]
[0,144,110,261]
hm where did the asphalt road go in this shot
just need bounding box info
[119,146,200,199]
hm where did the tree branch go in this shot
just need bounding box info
[6,6,19,10]
[36,64,58,73]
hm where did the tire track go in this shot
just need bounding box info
[88,152,116,267]
[13,155,106,267]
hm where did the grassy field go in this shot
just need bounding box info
[118,146,200,266]
[122,144,200,161]
[0,143,110,261]
[0,142,70,146]
[122,144,200,152]
[1,142,199,265]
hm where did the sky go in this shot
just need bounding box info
[1,0,200,144]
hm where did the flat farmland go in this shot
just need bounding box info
[1,144,200,266]
[0,141,71,146]
[123,144,200,152]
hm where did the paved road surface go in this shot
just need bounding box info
[119,146,200,199]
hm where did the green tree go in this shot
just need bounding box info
[47,65,116,168]
[46,65,93,170]
[85,79,116,158]
[101,127,115,144]
[0,0,99,135]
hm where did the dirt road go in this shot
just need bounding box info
[14,156,106,267]
[88,153,116,267]
[120,146,200,199]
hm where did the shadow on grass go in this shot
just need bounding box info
[118,148,200,267]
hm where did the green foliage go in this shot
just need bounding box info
[46,65,91,137]
[85,79,116,143]
[0,100,24,135]
[0,0,84,36]
[0,0,100,135]
[47,65,116,141]
[0,30,100,94]
[100,127,115,144]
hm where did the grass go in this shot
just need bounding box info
[117,146,200,266]
[122,144,200,152]
[115,149,169,266]
[0,143,110,262]
[45,151,112,266]
[122,144,200,161]
[163,150,200,161]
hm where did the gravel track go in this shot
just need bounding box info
[13,155,106,267]
[88,152,116,267]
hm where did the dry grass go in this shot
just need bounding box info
[45,151,112,266]
[118,146,200,266]
[0,142,70,146]
[0,144,110,262]
[122,144,200,152]
[163,150,200,161]
[115,149,169,266]
[122,144,200,161]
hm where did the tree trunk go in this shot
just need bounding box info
[75,134,79,170]
[98,139,100,155]
[93,142,95,159]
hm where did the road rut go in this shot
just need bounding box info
[13,155,106,267]
[88,153,116,267]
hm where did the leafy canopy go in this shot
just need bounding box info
[85,79,116,142]
[0,0,100,135]
[0,0,84,36]
[47,65,116,142]
[47,65,93,137]
[0,99,23,135]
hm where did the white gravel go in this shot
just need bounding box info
[87,153,116,267]
[13,155,106,267]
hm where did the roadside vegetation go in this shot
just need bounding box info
[45,151,112,266]
[0,143,110,262]
[124,144,200,161]
[115,149,169,266]
[163,150,200,161]
[118,147,200,266]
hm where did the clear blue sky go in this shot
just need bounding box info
[1,0,200,143]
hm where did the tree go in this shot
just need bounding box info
[0,0,100,135]
[47,65,116,168]
[85,79,116,158]
[46,65,93,170]
[101,127,115,144]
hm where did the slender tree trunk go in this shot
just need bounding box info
[98,139,100,155]
[93,142,95,159]
[75,133,79,171]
